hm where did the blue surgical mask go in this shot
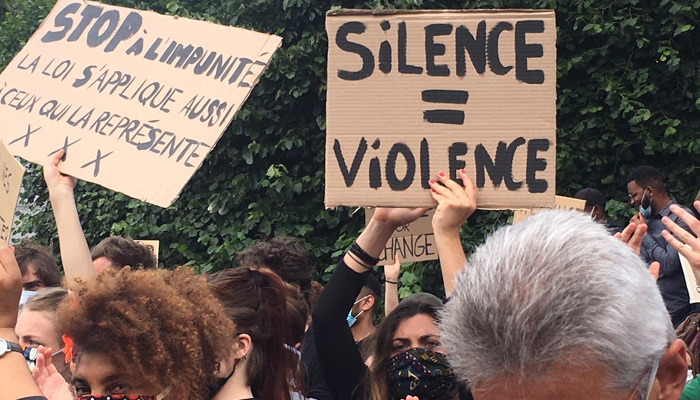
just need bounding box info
[346,295,369,327]
[639,188,652,219]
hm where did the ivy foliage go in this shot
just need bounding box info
[1,0,699,297]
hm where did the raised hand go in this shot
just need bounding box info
[32,346,72,400]
[662,202,700,272]
[0,246,21,329]
[429,169,476,234]
[43,149,77,196]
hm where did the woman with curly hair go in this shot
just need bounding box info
[30,266,236,400]
[207,267,303,400]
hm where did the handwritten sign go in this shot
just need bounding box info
[136,239,159,265]
[0,141,25,245]
[325,10,556,209]
[365,209,437,265]
[0,0,281,207]
[512,195,586,224]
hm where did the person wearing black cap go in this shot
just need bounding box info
[574,187,618,233]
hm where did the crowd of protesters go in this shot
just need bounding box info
[0,148,699,400]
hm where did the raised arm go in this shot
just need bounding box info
[429,170,477,298]
[383,253,400,316]
[0,247,45,400]
[312,207,427,400]
[43,150,95,282]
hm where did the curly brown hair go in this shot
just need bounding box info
[58,267,234,400]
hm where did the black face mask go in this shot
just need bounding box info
[387,348,456,400]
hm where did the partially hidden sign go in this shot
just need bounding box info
[365,209,437,265]
[0,141,25,246]
[325,10,556,209]
[511,195,586,224]
[0,0,281,207]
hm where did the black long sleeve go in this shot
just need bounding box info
[312,258,368,400]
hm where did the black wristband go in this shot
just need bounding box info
[385,279,398,284]
[347,251,372,270]
[349,241,380,267]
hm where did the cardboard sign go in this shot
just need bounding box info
[365,209,437,265]
[512,195,586,224]
[325,10,556,209]
[0,0,281,207]
[679,253,700,304]
[0,141,25,245]
[136,239,159,265]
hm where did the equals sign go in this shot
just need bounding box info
[422,89,469,125]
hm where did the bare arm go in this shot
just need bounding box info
[429,170,476,298]
[384,253,400,316]
[44,150,95,282]
[0,247,44,400]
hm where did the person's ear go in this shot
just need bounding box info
[234,333,252,360]
[361,295,375,311]
[656,339,687,400]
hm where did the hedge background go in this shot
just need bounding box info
[1,0,698,297]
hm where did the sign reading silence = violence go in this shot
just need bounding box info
[325,9,556,209]
[0,0,281,207]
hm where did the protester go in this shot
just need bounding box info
[627,166,696,326]
[440,210,687,400]
[14,241,62,291]
[15,287,70,381]
[383,254,400,317]
[237,237,316,309]
[285,283,310,350]
[30,267,235,400]
[348,274,381,362]
[208,267,303,400]
[44,151,158,281]
[90,236,157,271]
[0,246,46,400]
[313,170,476,400]
[574,187,618,232]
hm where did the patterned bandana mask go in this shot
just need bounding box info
[387,347,455,400]
[76,396,157,400]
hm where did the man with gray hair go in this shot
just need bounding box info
[440,210,687,400]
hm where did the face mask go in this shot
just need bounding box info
[387,348,455,400]
[19,290,38,308]
[639,188,652,219]
[346,295,369,327]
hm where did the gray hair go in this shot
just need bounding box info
[440,210,673,396]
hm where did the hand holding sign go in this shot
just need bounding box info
[428,170,476,297]
[429,169,476,235]
[43,149,77,197]
[662,202,700,271]
[372,207,431,231]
